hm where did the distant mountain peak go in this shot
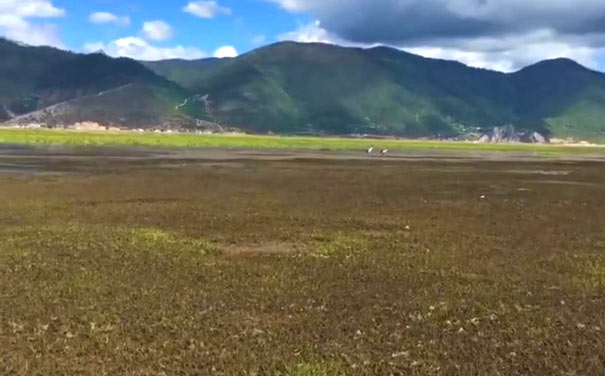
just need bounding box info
[515,57,590,74]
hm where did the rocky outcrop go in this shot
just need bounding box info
[0,105,8,122]
[478,125,549,144]
[6,100,75,126]
[0,102,17,122]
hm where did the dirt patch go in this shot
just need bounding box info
[535,180,596,186]
[222,241,302,255]
[504,169,572,176]
[2,144,605,178]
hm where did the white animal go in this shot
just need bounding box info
[367,147,374,154]
[381,149,389,155]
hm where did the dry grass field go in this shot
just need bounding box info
[1,146,604,375]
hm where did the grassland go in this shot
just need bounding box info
[1,148,604,375]
[1,128,604,155]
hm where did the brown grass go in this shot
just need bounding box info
[1,153,605,375]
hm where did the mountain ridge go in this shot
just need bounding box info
[2,38,605,140]
[0,38,207,129]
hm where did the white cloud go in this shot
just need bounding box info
[184,1,232,18]
[279,5,605,72]
[89,12,130,26]
[2,21,63,47]
[0,0,64,47]
[406,30,605,72]
[213,45,238,58]
[0,0,65,18]
[279,21,347,45]
[251,34,267,46]
[84,37,206,61]
[270,0,605,38]
[141,20,173,41]
[267,0,325,12]
[0,14,29,30]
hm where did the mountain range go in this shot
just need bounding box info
[2,37,605,140]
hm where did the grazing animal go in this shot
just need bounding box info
[367,147,374,154]
[381,149,389,155]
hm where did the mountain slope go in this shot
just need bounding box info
[145,42,605,139]
[0,39,207,128]
[510,59,605,139]
[2,38,605,139]
[142,58,228,91]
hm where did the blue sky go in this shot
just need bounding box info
[1,0,604,71]
[52,0,311,58]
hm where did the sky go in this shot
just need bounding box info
[1,0,605,72]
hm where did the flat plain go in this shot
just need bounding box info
[2,128,605,155]
[1,144,604,375]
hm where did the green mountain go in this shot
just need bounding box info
[0,38,207,128]
[510,58,605,140]
[145,42,605,139]
[142,58,227,90]
[2,38,605,140]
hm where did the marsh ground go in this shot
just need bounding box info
[1,145,604,375]
[2,128,605,155]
